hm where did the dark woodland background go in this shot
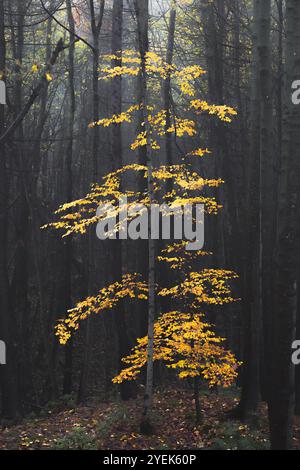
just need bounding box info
[0,0,300,451]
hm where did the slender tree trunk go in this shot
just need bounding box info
[0,0,18,421]
[90,0,104,177]
[110,0,136,401]
[29,11,58,401]
[239,0,261,419]
[12,0,33,414]
[134,0,149,338]
[77,0,105,405]
[194,377,202,424]
[63,0,76,396]
[134,0,156,434]
[163,8,176,174]
[268,0,300,450]
[296,264,300,415]
[258,0,274,404]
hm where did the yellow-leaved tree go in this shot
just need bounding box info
[44,46,240,426]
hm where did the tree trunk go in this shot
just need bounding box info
[194,377,202,424]
[77,0,105,406]
[0,0,18,421]
[268,0,300,450]
[238,0,261,420]
[110,0,136,401]
[134,0,156,434]
[63,0,76,396]
[133,0,149,339]
[163,8,176,174]
[258,0,274,405]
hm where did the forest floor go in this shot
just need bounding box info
[1,386,299,450]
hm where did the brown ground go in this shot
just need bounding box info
[1,387,298,450]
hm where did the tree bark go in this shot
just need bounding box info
[63,0,76,396]
[110,0,136,401]
[134,0,156,434]
[0,0,19,421]
[163,8,176,174]
[238,0,261,420]
[77,0,105,406]
[268,0,300,450]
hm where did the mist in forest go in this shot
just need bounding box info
[0,0,299,454]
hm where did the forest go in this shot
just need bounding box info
[0,0,300,454]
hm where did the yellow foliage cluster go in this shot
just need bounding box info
[100,50,172,80]
[113,311,240,387]
[190,100,237,123]
[88,107,201,151]
[187,148,212,158]
[46,50,241,393]
[100,50,208,100]
[167,118,196,137]
[174,65,206,96]
[88,50,237,156]
[88,104,140,128]
[88,101,234,152]
[45,72,53,82]
[158,269,239,307]
[55,274,148,345]
[158,241,212,270]
[130,131,160,151]
[43,164,223,238]
[100,50,199,82]
[168,196,221,214]
[55,264,238,348]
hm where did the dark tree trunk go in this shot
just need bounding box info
[268,0,300,450]
[77,0,105,406]
[194,377,202,424]
[163,8,176,173]
[258,0,275,405]
[111,0,136,401]
[63,0,76,396]
[0,0,18,421]
[238,0,261,420]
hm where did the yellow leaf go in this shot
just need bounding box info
[45,72,53,82]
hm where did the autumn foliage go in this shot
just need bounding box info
[46,47,240,413]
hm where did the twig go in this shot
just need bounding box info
[40,0,95,51]
[0,38,69,146]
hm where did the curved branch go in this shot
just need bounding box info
[40,0,95,51]
[0,38,68,146]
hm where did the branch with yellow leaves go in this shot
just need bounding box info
[0,37,74,146]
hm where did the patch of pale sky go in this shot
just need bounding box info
[150,0,170,16]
